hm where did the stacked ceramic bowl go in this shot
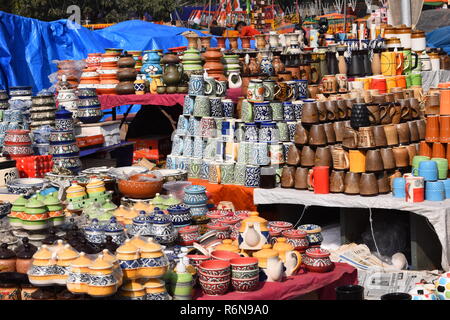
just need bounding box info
[30,94,56,130]
[230,257,260,293]
[57,88,79,119]
[3,129,33,158]
[77,89,103,124]
[198,260,231,296]
[9,86,32,102]
[32,125,52,155]
[49,128,81,174]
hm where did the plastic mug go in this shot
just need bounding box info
[392,177,406,198]
[412,160,438,181]
[405,175,424,203]
[425,181,445,201]
[411,156,430,176]
[307,166,330,194]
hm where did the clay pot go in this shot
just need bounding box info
[117,68,138,82]
[365,149,384,172]
[216,37,227,49]
[396,123,411,144]
[315,146,332,167]
[295,167,309,190]
[377,171,391,194]
[241,37,251,49]
[118,174,164,199]
[373,125,388,147]
[330,171,345,193]
[392,146,410,167]
[309,124,327,146]
[301,145,315,167]
[344,172,361,195]
[203,48,226,81]
[359,173,379,196]
[294,123,309,145]
[380,148,396,170]
[425,115,440,142]
[0,243,16,272]
[419,141,432,157]
[286,145,301,166]
[281,166,296,188]
[323,123,336,144]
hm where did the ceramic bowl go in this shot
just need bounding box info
[49,142,79,156]
[3,145,33,158]
[78,98,100,107]
[9,86,32,96]
[231,276,259,292]
[177,86,188,94]
[166,86,177,94]
[77,89,98,98]
[199,279,230,296]
[186,254,210,268]
[4,130,32,145]
[52,156,82,169]
[198,270,231,283]
[156,86,166,94]
[30,112,55,120]
[210,250,241,262]
[6,178,46,194]
[32,95,55,106]
[198,260,230,277]
[57,90,78,101]
[49,130,75,144]
[118,174,164,199]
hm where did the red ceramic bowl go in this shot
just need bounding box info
[199,260,230,277]
[186,254,210,267]
[210,250,241,262]
[118,173,163,199]
[268,221,293,230]
[230,257,259,271]
[199,279,230,296]
[231,276,259,293]
[198,271,231,283]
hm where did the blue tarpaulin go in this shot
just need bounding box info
[0,11,211,93]
[426,26,450,55]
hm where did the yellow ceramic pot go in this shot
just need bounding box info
[67,252,93,294]
[55,242,79,283]
[28,245,55,284]
[138,238,169,279]
[87,255,117,297]
[252,244,279,269]
[116,240,140,280]
[119,281,146,300]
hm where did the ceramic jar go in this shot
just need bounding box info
[0,243,16,273]
[55,242,79,284]
[141,50,163,81]
[151,210,177,245]
[103,217,126,245]
[297,224,323,247]
[281,229,309,252]
[167,204,192,227]
[87,255,118,297]
[303,248,334,273]
[116,240,140,280]
[183,185,208,205]
[28,245,55,285]
[144,279,171,300]
[15,238,37,274]
[138,238,169,279]
[22,199,49,231]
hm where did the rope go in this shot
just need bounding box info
[293,205,309,228]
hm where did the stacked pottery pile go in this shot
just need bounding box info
[77,89,103,124]
[56,60,83,90]
[3,129,33,159]
[56,86,79,120]
[183,185,209,225]
[141,50,163,87]
[180,42,203,77]
[50,107,81,174]
[79,52,101,89]
[279,89,425,197]
[7,86,33,129]
[128,51,143,73]
[0,101,29,147]
[97,49,122,95]
[116,51,138,95]
[30,93,56,130]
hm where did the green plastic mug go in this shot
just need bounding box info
[412,156,430,176]
[431,158,449,180]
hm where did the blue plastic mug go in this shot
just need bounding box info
[425,181,445,201]
[392,177,406,198]
[443,179,450,199]
[413,160,438,181]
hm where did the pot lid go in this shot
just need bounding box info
[215,239,238,252]
[70,252,92,267]
[56,243,79,260]
[207,222,229,230]
[66,183,86,194]
[0,243,16,259]
[239,212,268,232]
[84,218,103,232]
[86,178,105,189]
[152,193,165,204]
[43,194,61,206]
[13,196,28,207]
[129,236,147,249]
[102,199,118,211]
[15,238,37,259]
[167,203,189,212]
[152,211,170,224]
[116,239,138,254]
[25,198,46,209]
[298,224,322,234]
[90,254,113,270]
[206,210,230,220]
[104,217,124,232]
[282,229,307,238]
[272,237,294,252]
[33,245,52,260]
[305,247,330,258]
[253,244,279,260]
[101,249,117,264]
[140,237,162,253]
[121,280,144,292]
[132,211,149,224]
[268,226,282,236]
[184,185,206,194]
[144,278,165,289]
[164,195,180,206]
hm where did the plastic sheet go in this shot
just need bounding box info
[426,25,450,54]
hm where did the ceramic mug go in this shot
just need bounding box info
[253,102,272,122]
[380,148,396,170]
[245,165,261,187]
[247,79,265,102]
[344,172,360,195]
[405,175,424,203]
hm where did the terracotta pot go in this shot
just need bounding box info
[118,174,164,199]
[425,115,440,142]
[419,141,433,157]
[432,142,446,159]
[241,37,251,49]
[203,48,226,81]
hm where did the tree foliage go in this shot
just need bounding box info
[6,0,178,23]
